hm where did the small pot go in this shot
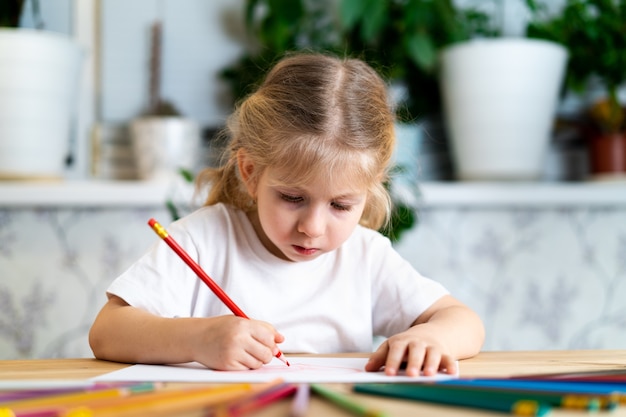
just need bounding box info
[588,131,626,180]
[130,117,201,181]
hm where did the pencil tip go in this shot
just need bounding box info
[276,351,290,366]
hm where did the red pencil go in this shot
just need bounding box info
[227,382,297,417]
[147,218,290,366]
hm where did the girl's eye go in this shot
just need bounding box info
[331,202,351,211]
[280,193,303,203]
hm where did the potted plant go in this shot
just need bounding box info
[130,21,201,182]
[437,0,569,181]
[527,0,626,179]
[0,0,82,179]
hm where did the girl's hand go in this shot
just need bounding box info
[193,315,285,371]
[364,325,457,377]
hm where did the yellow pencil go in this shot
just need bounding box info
[62,383,255,417]
[0,384,155,412]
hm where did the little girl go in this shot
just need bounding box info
[89,52,484,377]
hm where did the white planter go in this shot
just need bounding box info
[0,29,82,179]
[440,38,568,181]
[130,117,201,181]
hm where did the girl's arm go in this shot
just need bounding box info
[365,294,485,376]
[89,295,284,370]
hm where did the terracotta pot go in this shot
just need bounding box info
[588,132,626,178]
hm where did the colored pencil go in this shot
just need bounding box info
[1,409,60,417]
[289,383,310,417]
[0,383,154,403]
[226,382,297,416]
[311,384,389,417]
[0,384,156,412]
[61,383,254,417]
[440,378,626,406]
[513,368,626,383]
[148,218,290,367]
[0,389,89,403]
[356,382,616,411]
[439,378,625,396]
[353,383,552,416]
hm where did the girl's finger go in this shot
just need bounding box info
[383,341,410,376]
[420,347,442,376]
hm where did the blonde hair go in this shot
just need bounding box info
[197,52,395,230]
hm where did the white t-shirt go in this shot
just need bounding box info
[107,203,449,353]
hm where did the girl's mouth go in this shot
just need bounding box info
[293,245,318,256]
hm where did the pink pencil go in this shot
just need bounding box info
[227,383,297,417]
[148,218,290,366]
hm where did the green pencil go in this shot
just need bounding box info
[311,384,389,417]
[433,383,616,411]
[354,383,553,416]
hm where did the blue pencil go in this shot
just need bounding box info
[439,378,625,396]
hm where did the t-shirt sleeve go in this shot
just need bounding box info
[368,233,449,337]
[106,221,203,318]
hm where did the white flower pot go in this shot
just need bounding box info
[130,117,201,181]
[440,38,568,181]
[0,29,82,179]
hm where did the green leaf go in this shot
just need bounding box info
[268,0,304,23]
[406,31,437,73]
[382,203,416,242]
[166,200,180,222]
[339,0,365,30]
[244,0,261,34]
[178,168,195,183]
[360,0,388,43]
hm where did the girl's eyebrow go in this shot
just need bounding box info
[331,192,366,202]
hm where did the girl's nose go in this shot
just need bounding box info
[297,207,325,238]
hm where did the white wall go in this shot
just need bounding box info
[99,0,246,127]
[20,0,73,33]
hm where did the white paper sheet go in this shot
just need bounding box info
[93,357,458,383]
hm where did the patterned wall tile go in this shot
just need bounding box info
[1,204,625,359]
[395,206,626,351]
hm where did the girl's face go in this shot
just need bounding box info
[241,154,367,262]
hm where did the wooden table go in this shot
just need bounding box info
[2,350,625,416]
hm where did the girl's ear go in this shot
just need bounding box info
[237,148,258,198]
